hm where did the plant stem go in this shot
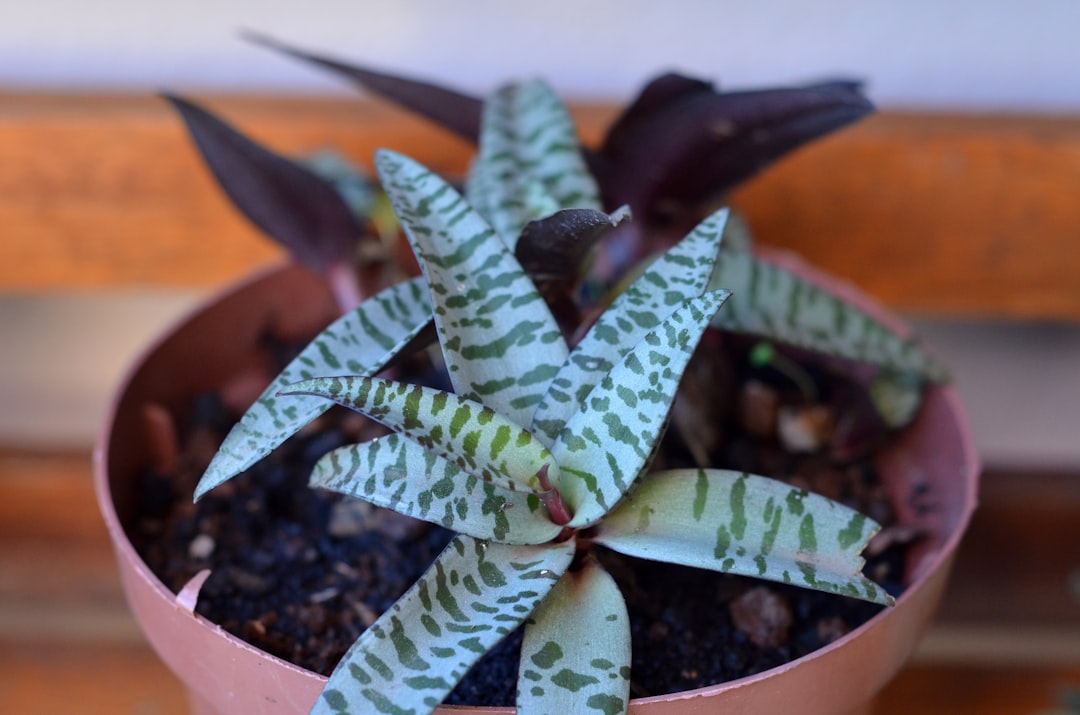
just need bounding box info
[535,464,573,526]
[540,491,573,527]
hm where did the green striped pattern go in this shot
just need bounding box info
[518,559,630,715]
[284,375,558,495]
[466,80,602,249]
[195,277,431,500]
[375,150,568,427]
[310,435,560,544]
[595,468,893,606]
[710,251,946,379]
[531,208,730,445]
[553,290,730,528]
[314,536,575,715]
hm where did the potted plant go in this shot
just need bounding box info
[95,38,978,715]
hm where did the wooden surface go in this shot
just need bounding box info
[4,93,1080,320]
[1,449,1077,713]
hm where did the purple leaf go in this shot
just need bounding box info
[242,31,483,143]
[515,207,630,331]
[164,94,364,276]
[593,74,874,225]
[515,207,630,287]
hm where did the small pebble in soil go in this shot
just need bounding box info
[187,533,215,560]
[738,380,780,438]
[729,586,794,649]
[777,404,836,453]
[816,615,851,644]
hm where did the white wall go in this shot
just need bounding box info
[2,0,1079,112]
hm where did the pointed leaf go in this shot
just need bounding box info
[311,435,560,544]
[709,250,947,379]
[553,290,730,528]
[314,536,574,715]
[594,74,873,225]
[244,31,483,144]
[532,209,729,444]
[195,278,431,499]
[164,94,364,273]
[595,468,892,605]
[466,80,602,248]
[374,150,568,425]
[285,376,559,494]
[518,558,631,715]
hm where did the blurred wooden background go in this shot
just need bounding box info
[5,94,1080,320]
[2,94,1079,713]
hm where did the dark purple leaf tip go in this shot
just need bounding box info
[241,31,484,143]
[164,93,365,274]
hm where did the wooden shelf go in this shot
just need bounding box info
[4,93,1080,320]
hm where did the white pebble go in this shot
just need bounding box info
[188,533,216,560]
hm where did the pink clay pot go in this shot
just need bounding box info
[95,258,979,715]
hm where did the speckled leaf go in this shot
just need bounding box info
[553,291,730,528]
[284,375,559,494]
[374,150,568,426]
[310,435,560,544]
[466,80,602,249]
[595,468,892,606]
[531,208,729,445]
[313,536,574,715]
[709,251,946,379]
[195,278,431,500]
[517,558,630,715]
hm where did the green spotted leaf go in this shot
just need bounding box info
[518,558,630,715]
[709,250,946,380]
[195,277,431,500]
[466,80,602,249]
[553,290,730,528]
[595,468,893,606]
[310,435,560,544]
[283,376,559,495]
[313,535,574,715]
[531,208,729,445]
[374,150,568,427]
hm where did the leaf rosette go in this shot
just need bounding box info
[193,76,929,715]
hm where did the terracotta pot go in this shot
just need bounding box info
[95,259,979,715]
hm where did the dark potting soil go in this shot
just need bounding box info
[128,337,911,706]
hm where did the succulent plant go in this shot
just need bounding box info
[170,32,885,313]
[189,73,947,715]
